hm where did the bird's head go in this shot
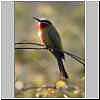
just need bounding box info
[33,17,52,30]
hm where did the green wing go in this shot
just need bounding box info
[47,25,63,50]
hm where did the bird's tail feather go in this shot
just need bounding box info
[57,58,68,79]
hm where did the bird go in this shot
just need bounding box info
[33,17,68,79]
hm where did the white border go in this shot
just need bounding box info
[1,1,14,98]
[86,1,99,98]
[0,1,1,99]
[1,0,99,99]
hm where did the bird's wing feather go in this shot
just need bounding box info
[47,26,63,50]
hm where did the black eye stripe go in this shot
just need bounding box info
[41,20,52,25]
[42,22,49,24]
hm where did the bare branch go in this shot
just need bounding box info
[15,42,44,46]
[15,42,85,66]
[15,47,47,50]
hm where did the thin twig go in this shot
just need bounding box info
[15,47,47,50]
[63,51,85,66]
[15,42,85,66]
[15,42,44,46]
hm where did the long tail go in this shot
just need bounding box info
[57,58,68,79]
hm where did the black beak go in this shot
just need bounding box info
[33,17,41,22]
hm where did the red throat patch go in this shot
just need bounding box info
[39,23,48,29]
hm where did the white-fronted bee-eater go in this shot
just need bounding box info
[33,17,68,79]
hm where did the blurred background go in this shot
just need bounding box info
[15,1,85,98]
